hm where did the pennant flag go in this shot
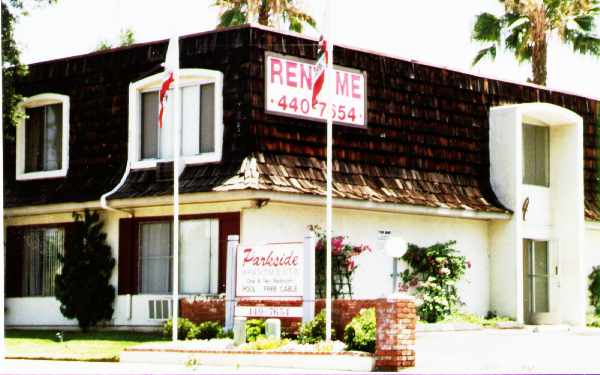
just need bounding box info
[312,35,328,108]
[159,37,179,128]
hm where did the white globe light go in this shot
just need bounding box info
[385,236,408,258]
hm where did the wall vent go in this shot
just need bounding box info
[148,299,172,320]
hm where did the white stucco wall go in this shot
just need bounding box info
[241,202,491,316]
[584,227,600,312]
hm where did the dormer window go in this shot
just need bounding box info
[16,93,70,180]
[129,69,223,169]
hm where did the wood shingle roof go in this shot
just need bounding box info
[5,25,600,219]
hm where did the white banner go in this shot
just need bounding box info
[265,53,367,126]
[235,305,304,318]
[236,242,304,297]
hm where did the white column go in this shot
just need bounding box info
[225,235,239,330]
[303,231,316,323]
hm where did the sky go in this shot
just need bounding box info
[13,0,600,100]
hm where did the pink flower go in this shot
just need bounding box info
[332,236,345,255]
[399,284,409,292]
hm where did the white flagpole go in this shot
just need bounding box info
[324,0,334,343]
[171,36,181,343]
[0,33,5,360]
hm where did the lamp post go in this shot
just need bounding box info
[385,237,408,294]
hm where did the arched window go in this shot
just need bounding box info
[16,93,70,180]
[129,69,224,169]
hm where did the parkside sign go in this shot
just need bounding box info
[265,53,367,126]
[236,243,304,297]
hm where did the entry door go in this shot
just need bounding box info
[523,239,550,323]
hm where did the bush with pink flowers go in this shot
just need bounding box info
[399,241,469,323]
[309,225,371,299]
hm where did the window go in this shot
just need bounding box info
[138,219,219,295]
[16,94,70,180]
[522,123,549,186]
[130,69,223,169]
[22,227,65,296]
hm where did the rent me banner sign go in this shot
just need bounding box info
[236,242,304,298]
[265,52,367,127]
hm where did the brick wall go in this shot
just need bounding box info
[180,298,226,324]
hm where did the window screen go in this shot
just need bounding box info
[22,227,65,296]
[141,92,159,159]
[522,124,549,186]
[138,219,219,295]
[140,82,215,160]
[25,104,63,172]
[139,222,171,294]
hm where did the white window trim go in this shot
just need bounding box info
[129,69,224,170]
[16,93,70,181]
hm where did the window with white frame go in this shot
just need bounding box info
[522,123,549,187]
[138,219,219,295]
[22,227,65,296]
[130,69,223,169]
[16,94,70,180]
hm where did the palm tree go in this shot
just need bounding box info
[471,0,600,85]
[214,0,316,33]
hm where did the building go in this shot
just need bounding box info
[4,24,600,329]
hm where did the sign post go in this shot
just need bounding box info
[225,235,240,330]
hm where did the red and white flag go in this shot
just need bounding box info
[311,35,328,108]
[159,36,179,128]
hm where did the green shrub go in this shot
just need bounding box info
[344,308,376,353]
[55,210,115,331]
[245,319,265,342]
[186,321,225,340]
[400,241,468,323]
[589,266,600,315]
[218,329,234,339]
[163,318,196,340]
[242,337,288,350]
[298,309,334,343]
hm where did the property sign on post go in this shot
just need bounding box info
[265,52,367,127]
[236,243,304,298]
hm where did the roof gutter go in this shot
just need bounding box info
[107,190,511,221]
[6,190,511,220]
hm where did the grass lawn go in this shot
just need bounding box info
[420,311,514,327]
[5,330,167,361]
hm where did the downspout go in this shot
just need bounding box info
[100,160,134,218]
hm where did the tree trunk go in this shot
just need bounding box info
[258,1,269,26]
[531,6,548,86]
[532,36,547,86]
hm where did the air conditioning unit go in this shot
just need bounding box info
[148,299,172,320]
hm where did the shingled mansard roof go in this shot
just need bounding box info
[4,25,600,219]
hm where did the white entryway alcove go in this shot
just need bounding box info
[489,102,585,326]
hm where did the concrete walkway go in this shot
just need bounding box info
[0,359,354,374]
[410,328,600,373]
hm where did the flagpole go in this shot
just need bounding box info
[324,0,333,343]
[171,36,181,343]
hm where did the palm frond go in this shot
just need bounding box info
[570,31,600,55]
[217,7,247,28]
[573,15,596,31]
[473,12,503,42]
[472,45,497,66]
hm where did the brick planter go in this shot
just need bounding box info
[180,295,417,370]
